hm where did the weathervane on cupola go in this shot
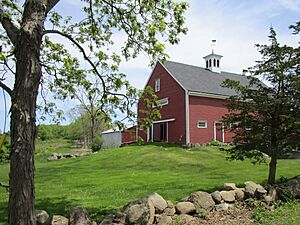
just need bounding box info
[203,40,223,73]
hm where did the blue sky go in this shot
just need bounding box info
[0,0,299,131]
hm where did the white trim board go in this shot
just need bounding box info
[188,91,229,100]
[153,118,175,124]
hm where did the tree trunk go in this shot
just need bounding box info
[8,1,47,224]
[268,156,277,185]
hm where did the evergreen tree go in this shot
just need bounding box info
[222,24,300,185]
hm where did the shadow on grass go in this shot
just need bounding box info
[36,197,117,222]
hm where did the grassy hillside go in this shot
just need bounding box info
[0,141,299,223]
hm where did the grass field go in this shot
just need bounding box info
[0,140,299,224]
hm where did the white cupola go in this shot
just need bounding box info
[203,40,223,73]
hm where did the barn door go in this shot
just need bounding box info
[215,122,224,143]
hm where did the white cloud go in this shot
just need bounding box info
[277,0,300,13]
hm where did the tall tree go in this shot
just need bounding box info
[0,0,188,224]
[222,25,300,185]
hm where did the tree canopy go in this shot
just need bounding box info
[0,0,188,224]
[222,24,300,184]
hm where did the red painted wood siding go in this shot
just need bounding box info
[138,62,186,143]
[189,96,234,144]
[122,126,137,144]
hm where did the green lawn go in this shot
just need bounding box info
[0,142,299,224]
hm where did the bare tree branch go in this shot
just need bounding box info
[46,0,61,14]
[0,6,19,44]
[0,79,12,96]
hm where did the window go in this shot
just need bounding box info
[206,60,208,68]
[213,59,216,67]
[155,78,160,92]
[157,97,168,106]
[209,59,212,67]
[153,97,169,108]
[197,120,207,128]
[217,59,220,68]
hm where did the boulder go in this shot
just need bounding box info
[189,191,215,211]
[48,154,58,161]
[98,214,114,225]
[36,210,49,225]
[276,175,300,200]
[156,215,172,225]
[211,191,222,204]
[69,206,91,225]
[163,207,176,216]
[264,195,273,205]
[244,181,267,198]
[123,196,155,225]
[220,191,235,203]
[50,215,69,225]
[175,202,196,214]
[215,203,233,211]
[234,188,245,201]
[148,193,168,213]
[166,200,174,208]
[223,183,236,191]
[177,214,195,224]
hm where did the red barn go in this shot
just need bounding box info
[138,52,251,145]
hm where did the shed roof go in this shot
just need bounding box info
[162,61,251,96]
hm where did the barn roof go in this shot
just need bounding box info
[162,61,251,96]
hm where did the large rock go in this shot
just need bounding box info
[177,214,195,224]
[234,188,245,201]
[36,210,49,225]
[211,191,222,204]
[223,183,236,191]
[156,215,172,225]
[69,206,91,225]
[148,193,168,213]
[50,215,69,225]
[244,181,267,198]
[215,203,233,211]
[220,191,235,203]
[175,202,196,214]
[163,207,176,216]
[123,196,155,225]
[189,191,215,211]
[99,214,114,225]
[276,175,300,200]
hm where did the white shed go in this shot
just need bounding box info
[101,128,122,149]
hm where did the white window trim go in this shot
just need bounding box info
[158,97,168,106]
[197,120,207,128]
[155,78,160,92]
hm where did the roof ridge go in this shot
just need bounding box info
[166,60,246,77]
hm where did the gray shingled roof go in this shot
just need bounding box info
[163,61,251,96]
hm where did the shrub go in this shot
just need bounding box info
[89,136,104,152]
[210,140,221,146]
[0,138,11,162]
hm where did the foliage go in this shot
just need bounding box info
[89,135,104,152]
[210,140,221,146]
[0,142,299,223]
[221,24,300,184]
[37,124,69,141]
[0,137,10,162]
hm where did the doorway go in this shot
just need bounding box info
[214,122,224,143]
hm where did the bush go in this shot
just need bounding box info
[210,140,221,146]
[89,136,104,152]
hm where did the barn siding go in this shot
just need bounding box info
[189,96,234,144]
[138,62,186,144]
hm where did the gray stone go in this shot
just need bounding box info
[189,191,215,211]
[179,196,189,202]
[244,181,267,198]
[175,202,196,214]
[211,191,222,204]
[276,175,300,200]
[166,200,174,208]
[163,207,176,216]
[156,215,172,225]
[123,196,155,225]
[148,193,168,213]
[223,183,236,191]
[69,206,91,225]
[48,154,58,161]
[177,214,195,224]
[36,210,49,225]
[220,191,235,203]
[215,203,233,211]
[99,214,114,225]
[50,215,69,225]
[234,188,245,201]
[264,195,273,205]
